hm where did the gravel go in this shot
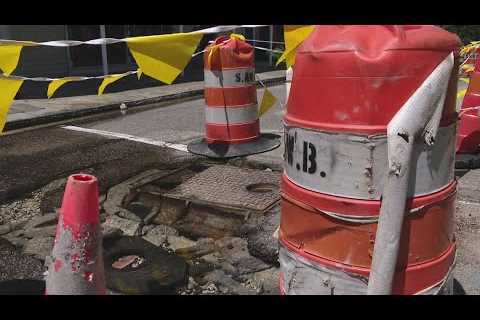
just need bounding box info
[241,205,280,265]
[22,236,55,262]
[103,215,141,236]
[0,238,45,281]
[0,192,42,225]
[142,225,179,247]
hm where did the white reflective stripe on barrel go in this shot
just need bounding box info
[283,123,456,200]
[205,104,259,124]
[204,68,255,88]
[285,67,293,104]
[279,245,452,295]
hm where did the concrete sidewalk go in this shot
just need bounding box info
[5,70,286,132]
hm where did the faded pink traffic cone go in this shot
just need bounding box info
[45,174,106,295]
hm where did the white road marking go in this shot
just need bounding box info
[62,125,189,152]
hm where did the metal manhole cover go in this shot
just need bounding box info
[163,165,281,212]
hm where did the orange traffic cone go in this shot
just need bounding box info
[45,174,106,295]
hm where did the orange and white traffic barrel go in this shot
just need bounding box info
[456,49,480,167]
[279,25,460,295]
[187,34,280,158]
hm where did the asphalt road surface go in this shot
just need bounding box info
[76,84,287,165]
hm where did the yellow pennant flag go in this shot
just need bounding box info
[460,41,480,56]
[126,32,203,84]
[47,77,85,98]
[276,25,316,68]
[458,88,467,99]
[98,74,127,95]
[259,87,278,117]
[462,64,475,73]
[48,79,71,99]
[0,78,24,132]
[0,44,24,76]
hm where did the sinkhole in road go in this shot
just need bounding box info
[102,162,282,294]
[121,163,281,240]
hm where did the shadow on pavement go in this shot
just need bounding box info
[453,278,467,295]
[0,279,45,295]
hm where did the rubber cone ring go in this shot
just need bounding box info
[187,133,281,159]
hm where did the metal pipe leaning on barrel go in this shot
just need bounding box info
[367,52,456,295]
[278,25,460,295]
[285,67,293,108]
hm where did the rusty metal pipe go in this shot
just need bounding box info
[367,53,454,295]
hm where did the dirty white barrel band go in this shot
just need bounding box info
[283,123,456,200]
[279,245,452,295]
[204,68,255,88]
[205,104,259,124]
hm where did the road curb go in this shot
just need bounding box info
[5,76,286,132]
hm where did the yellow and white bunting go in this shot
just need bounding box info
[0,44,24,76]
[259,87,278,116]
[126,32,204,84]
[0,78,24,132]
[0,25,285,132]
[276,25,315,68]
[98,73,128,95]
[462,64,475,73]
[47,77,85,98]
[256,75,279,117]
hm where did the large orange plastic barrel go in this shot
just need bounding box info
[279,25,460,295]
[187,35,280,158]
[203,35,259,144]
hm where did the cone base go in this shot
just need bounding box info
[187,133,281,159]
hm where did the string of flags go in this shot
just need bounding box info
[3,25,475,134]
[0,78,23,132]
[0,25,289,133]
[276,25,315,68]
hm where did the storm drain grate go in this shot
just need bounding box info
[163,165,281,212]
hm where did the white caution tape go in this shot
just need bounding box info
[246,39,285,45]
[253,46,284,54]
[0,70,139,82]
[0,25,269,47]
[192,25,268,34]
[0,25,281,82]
[205,104,259,124]
[192,49,207,57]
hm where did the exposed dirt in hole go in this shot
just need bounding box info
[0,162,281,295]
[105,164,281,294]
